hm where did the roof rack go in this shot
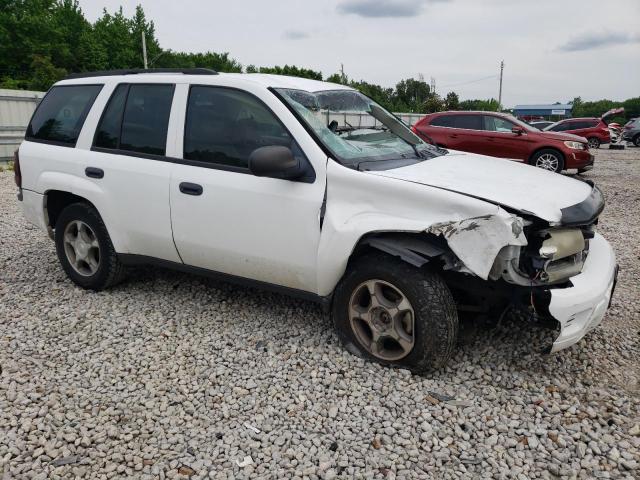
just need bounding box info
[64,68,218,80]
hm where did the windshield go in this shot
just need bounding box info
[274,88,446,169]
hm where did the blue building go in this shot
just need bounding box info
[512,104,573,121]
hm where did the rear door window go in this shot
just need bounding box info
[453,115,483,130]
[93,84,175,156]
[551,122,572,131]
[26,85,103,146]
[429,115,454,127]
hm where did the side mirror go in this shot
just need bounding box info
[248,146,304,180]
[512,126,525,135]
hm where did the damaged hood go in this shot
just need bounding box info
[368,152,593,224]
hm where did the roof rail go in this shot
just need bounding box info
[64,68,218,80]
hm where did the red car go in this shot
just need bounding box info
[543,117,610,149]
[412,111,594,173]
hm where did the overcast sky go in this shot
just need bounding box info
[77,0,640,106]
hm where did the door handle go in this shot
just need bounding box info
[179,182,203,196]
[85,167,104,179]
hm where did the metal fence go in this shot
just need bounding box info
[0,89,44,162]
[324,111,425,128]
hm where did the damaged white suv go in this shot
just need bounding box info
[16,69,618,372]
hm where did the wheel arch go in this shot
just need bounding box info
[43,187,127,253]
[528,146,565,164]
[349,231,449,269]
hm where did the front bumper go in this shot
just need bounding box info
[566,150,594,169]
[547,233,617,353]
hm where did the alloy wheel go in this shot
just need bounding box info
[535,153,559,172]
[348,279,415,361]
[588,138,600,149]
[63,220,100,276]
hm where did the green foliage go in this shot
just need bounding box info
[244,64,321,80]
[393,78,430,112]
[0,161,15,172]
[458,98,500,111]
[29,54,67,90]
[444,91,459,110]
[569,96,640,122]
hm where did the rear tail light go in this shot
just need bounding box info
[14,149,22,188]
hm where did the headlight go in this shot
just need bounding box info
[564,141,586,150]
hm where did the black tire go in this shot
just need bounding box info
[54,202,125,290]
[332,253,458,373]
[529,148,565,173]
[587,137,600,149]
[633,134,640,147]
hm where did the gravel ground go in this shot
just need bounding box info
[1,147,639,479]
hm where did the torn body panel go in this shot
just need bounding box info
[426,213,527,280]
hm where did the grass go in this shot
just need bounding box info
[0,161,14,172]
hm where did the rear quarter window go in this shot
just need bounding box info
[429,115,454,127]
[26,85,103,146]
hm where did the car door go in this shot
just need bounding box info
[418,114,454,147]
[75,82,181,262]
[168,84,326,293]
[448,114,486,153]
[481,115,528,161]
[564,120,589,136]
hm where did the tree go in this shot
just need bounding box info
[326,72,347,85]
[444,91,459,110]
[424,93,444,113]
[393,78,430,112]
[458,98,500,111]
[29,54,67,90]
[622,97,640,121]
[244,64,322,80]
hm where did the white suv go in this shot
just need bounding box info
[16,69,618,371]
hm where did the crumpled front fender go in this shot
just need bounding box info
[426,211,528,279]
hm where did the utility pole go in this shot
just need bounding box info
[340,63,345,83]
[142,31,148,69]
[430,76,436,96]
[498,60,504,110]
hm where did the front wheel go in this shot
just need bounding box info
[587,137,600,149]
[54,203,125,290]
[633,135,640,147]
[332,253,458,373]
[530,149,565,173]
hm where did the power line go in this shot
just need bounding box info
[438,74,499,89]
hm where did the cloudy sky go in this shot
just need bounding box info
[78,0,639,106]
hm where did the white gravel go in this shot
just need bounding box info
[1,147,639,479]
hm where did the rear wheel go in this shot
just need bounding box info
[332,253,458,373]
[587,137,600,149]
[55,203,125,290]
[633,134,640,147]
[530,149,565,173]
